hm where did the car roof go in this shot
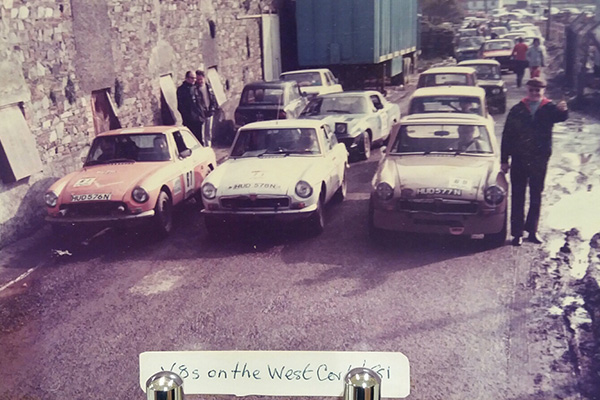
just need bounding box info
[411,86,486,98]
[421,66,477,74]
[458,59,501,66]
[96,126,177,137]
[243,80,297,89]
[400,113,489,125]
[280,68,330,75]
[484,39,513,44]
[240,119,325,130]
[318,90,380,97]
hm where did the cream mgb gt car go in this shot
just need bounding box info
[368,114,507,246]
[201,119,348,236]
[44,126,216,236]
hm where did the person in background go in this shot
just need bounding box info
[195,70,218,147]
[512,37,529,87]
[526,38,544,78]
[500,78,568,246]
[177,71,204,144]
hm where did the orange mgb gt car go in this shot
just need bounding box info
[44,126,216,236]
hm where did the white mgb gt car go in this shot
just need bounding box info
[368,113,507,246]
[299,91,401,160]
[201,119,348,236]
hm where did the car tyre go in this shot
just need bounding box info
[359,133,371,160]
[307,192,325,235]
[368,200,385,240]
[484,213,507,247]
[332,169,347,203]
[153,190,173,236]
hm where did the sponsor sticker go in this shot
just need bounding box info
[415,188,462,196]
[448,177,471,190]
[73,178,96,187]
[71,193,111,202]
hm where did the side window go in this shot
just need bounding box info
[180,129,201,150]
[172,131,188,154]
[370,95,384,111]
[321,126,335,150]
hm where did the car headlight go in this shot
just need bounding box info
[132,186,149,203]
[44,191,58,207]
[375,182,394,200]
[295,181,313,198]
[484,186,505,205]
[202,183,217,200]
[491,88,501,94]
[335,123,347,135]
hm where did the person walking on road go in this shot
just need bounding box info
[177,70,205,145]
[500,78,568,246]
[195,70,218,147]
[511,37,529,87]
[526,38,544,79]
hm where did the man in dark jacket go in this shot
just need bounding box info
[177,71,204,144]
[500,77,568,246]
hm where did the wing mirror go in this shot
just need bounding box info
[179,149,192,158]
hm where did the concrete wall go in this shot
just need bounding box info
[0,0,279,248]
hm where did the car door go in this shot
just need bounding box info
[172,129,209,201]
[370,94,388,142]
[318,125,339,201]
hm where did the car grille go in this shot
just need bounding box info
[221,196,290,210]
[397,199,478,214]
[60,201,128,217]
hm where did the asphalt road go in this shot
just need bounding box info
[0,74,584,399]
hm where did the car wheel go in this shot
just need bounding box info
[360,133,371,160]
[484,213,507,247]
[368,200,385,240]
[498,99,506,114]
[307,191,325,235]
[153,190,173,236]
[332,169,347,203]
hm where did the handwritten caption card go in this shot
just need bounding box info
[139,350,410,397]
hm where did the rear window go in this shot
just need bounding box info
[280,72,323,87]
[241,88,284,105]
[419,73,470,87]
[409,96,483,116]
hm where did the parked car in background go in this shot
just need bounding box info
[280,68,343,99]
[234,81,308,129]
[407,86,489,119]
[44,126,217,237]
[201,119,348,236]
[455,36,485,62]
[478,39,514,71]
[368,113,507,246]
[299,90,401,160]
[458,59,507,113]
[490,26,508,38]
[416,66,478,88]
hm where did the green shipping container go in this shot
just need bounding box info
[296,0,418,69]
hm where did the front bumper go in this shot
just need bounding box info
[202,203,318,222]
[46,210,155,225]
[371,200,506,236]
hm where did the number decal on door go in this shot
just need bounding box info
[184,170,195,196]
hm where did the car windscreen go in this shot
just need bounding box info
[390,124,493,155]
[458,37,484,49]
[280,72,323,87]
[241,87,284,105]
[85,134,171,165]
[230,128,321,157]
[409,96,483,116]
[300,96,369,116]
[421,73,469,86]
[483,41,512,50]
[468,64,501,80]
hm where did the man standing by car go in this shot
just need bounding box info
[511,37,529,87]
[195,70,218,146]
[177,71,204,144]
[500,78,568,246]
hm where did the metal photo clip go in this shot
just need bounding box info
[344,367,381,400]
[146,371,184,400]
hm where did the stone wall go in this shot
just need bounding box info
[0,0,278,248]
